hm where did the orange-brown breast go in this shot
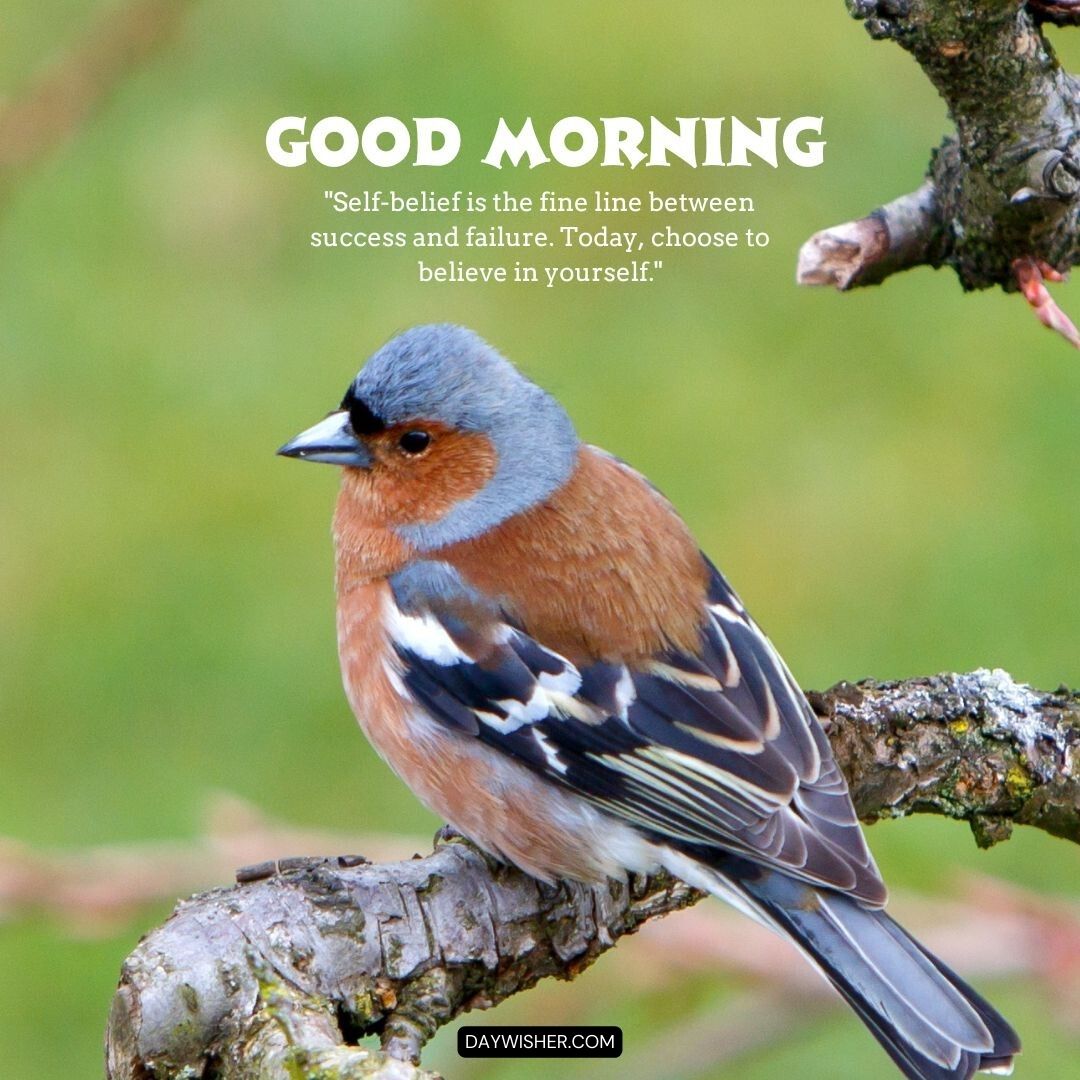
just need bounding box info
[438,446,709,663]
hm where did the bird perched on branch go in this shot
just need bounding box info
[279,324,1020,1080]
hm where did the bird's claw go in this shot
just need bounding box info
[1012,257,1080,349]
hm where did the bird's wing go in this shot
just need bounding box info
[386,558,886,906]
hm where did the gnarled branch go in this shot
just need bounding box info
[798,1,1080,343]
[105,669,1079,1080]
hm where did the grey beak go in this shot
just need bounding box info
[277,410,372,467]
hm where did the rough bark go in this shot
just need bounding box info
[105,669,1079,1080]
[798,1,1080,295]
[807,669,1080,846]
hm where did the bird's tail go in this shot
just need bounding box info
[674,855,1020,1080]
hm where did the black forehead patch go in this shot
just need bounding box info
[340,387,386,435]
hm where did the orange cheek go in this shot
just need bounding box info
[365,426,498,526]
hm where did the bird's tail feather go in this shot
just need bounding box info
[673,854,1020,1080]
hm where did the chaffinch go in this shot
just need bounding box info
[279,324,1019,1080]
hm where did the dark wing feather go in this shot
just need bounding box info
[387,558,886,905]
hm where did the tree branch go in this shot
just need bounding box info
[105,669,1079,1080]
[808,669,1079,846]
[797,179,942,289]
[798,1,1080,342]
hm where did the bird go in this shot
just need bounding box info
[278,324,1020,1080]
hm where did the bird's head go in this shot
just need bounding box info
[278,324,579,550]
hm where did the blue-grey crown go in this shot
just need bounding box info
[349,324,580,550]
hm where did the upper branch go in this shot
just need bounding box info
[105,669,1079,1080]
[799,0,1080,308]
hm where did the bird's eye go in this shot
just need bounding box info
[398,430,431,455]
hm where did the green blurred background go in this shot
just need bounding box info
[1,2,1078,1077]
